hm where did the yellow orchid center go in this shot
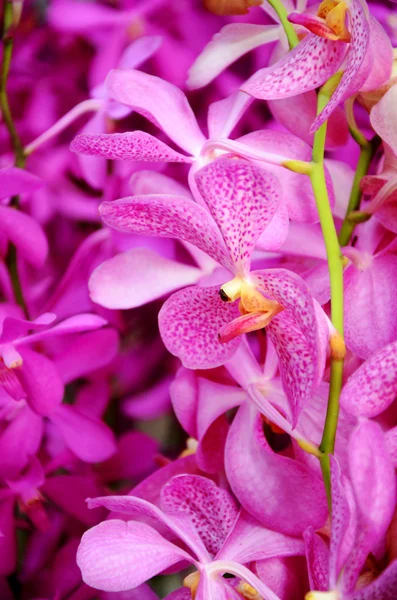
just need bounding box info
[183,571,200,599]
[305,592,340,600]
[236,582,263,600]
[219,277,283,319]
[179,437,199,457]
[317,0,350,41]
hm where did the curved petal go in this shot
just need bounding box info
[77,520,190,592]
[50,404,117,463]
[207,92,253,140]
[71,131,193,163]
[370,85,397,157]
[311,0,371,132]
[340,339,397,417]
[225,403,328,536]
[359,15,393,92]
[0,167,42,200]
[0,205,48,268]
[242,35,345,101]
[89,248,202,309]
[161,475,238,556]
[344,255,397,360]
[17,349,64,416]
[195,158,282,274]
[86,495,208,563]
[158,286,241,370]
[351,559,397,600]
[99,196,232,271]
[106,69,206,155]
[217,511,304,563]
[187,23,281,90]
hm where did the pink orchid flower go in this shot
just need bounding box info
[94,156,331,393]
[70,68,335,224]
[305,420,397,599]
[242,0,393,132]
[77,474,304,599]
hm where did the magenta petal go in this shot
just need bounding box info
[158,286,241,370]
[359,16,393,92]
[170,368,199,438]
[99,196,232,270]
[86,495,208,563]
[0,167,43,200]
[17,349,64,416]
[50,404,116,463]
[242,35,345,101]
[106,69,206,155]
[349,420,396,539]
[71,131,193,163]
[303,527,329,592]
[340,340,397,417]
[42,475,107,526]
[311,0,371,131]
[0,205,48,268]
[351,560,397,600]
[161,475,238,556]
[53,328,119,383]
[89,248,202,309]
[370,85,397,157]
[187,23,281,90]
[77,520,189,592]
[195,158,282,273]
[344,255,397,360]
[0,312,55,344]
[225,403,328,536]
[0,408,43,478]
[217,511,305,563]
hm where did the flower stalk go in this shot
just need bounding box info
[1,0,28,315]
[266,0,299,49]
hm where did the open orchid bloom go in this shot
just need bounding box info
[71,68,335,223]
[305,421,397,599]
[242,0,393,131]
[77,475,304,599]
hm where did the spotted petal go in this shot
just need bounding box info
[195,158,282,275]
[242,35,346,102]
[99,195,233,271]
[106,69,206,155]
[158,286,241,370]
[71,131,193,163]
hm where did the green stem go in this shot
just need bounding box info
[338,136,380,246]
[1,0,27,315]
[266,0,299,49]
[309,85,345,504]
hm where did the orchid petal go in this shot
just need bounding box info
[311,0,371,132]
[17,349,64,416]
[303,527,329,592]
[158,286,241,370]
[77,520,190,592]
[71,131,193,163]
[0,205,48,268]
[370,85,397,157]
[86,495,208,563]
[0,167,42,200]
[225,403,328,536]
[106,69,206,155]
[242,35,345,101]
[99,195,233,271]
[161,475,239,556]
[187,23,281,90]
[89,248,203,309]
[195,158,282,274]
[217,510,305,563]
[340,340,397,417]
[50,404,116,463]
[351,559,397,600]
[359,16,393,92]
[207,92,253,140]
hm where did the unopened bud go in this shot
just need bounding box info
[203,0,262,16]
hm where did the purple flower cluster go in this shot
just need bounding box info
[1,0,397,599]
